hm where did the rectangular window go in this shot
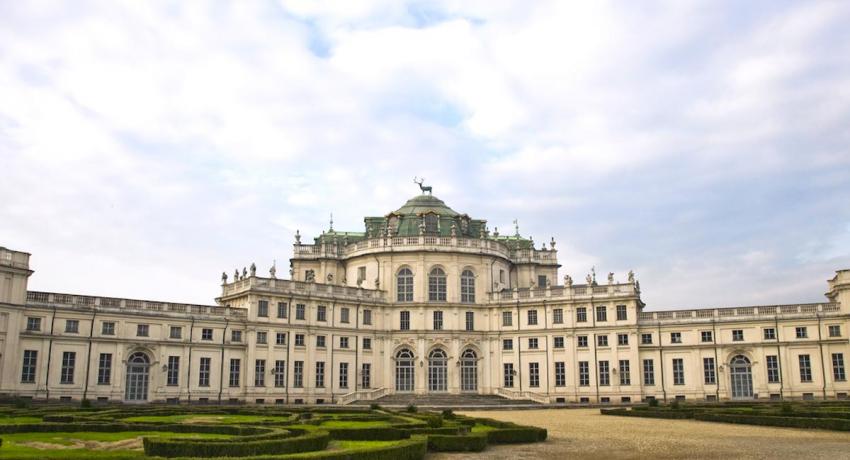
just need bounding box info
[433,311,443,330]
[465,311,474,331]
[643,359,655,385]
[619,359,631,385]
[829,325,841,338]
[597,335,609,347]
[229,359,241,387]
[255,359,265,387]
[577,335,588,348]
[97,353,112,385]
[596,306,607,322]
[295,334,305,346]
[502,311,512,327]
[617,333,629,346]
[704,357,716,384]
[316,335,326,348]
[361,363,371,389]
[317,305,327,322]
[670,332,682,344]
[641,333,653,345]
[202,328,213,341]
[277,302,287,318]
[137,324,149,337]
[537,275,547,288]
[295,304,306,320]
[701,331,713,343]
[553,308,563,324]
[339,362,349,389]
[400,311,410,330]
[499,269,505,283]
[504,363,514,387]
[555,362,566,386]
[274,360,286,388]
[276,332,286,345]
[503,339,513,350]
[294,361,304,387]
[799,354,812,382]
[340,337,349,348]
[258,300,269,317]
[528,338,539,349]
[616,305,627,321]
[315,361,325,387]
[199,357,211,387]
[256,331,267,344]
[766,355,780,383]
[833,353,846,381]
[363,337,371,350]
[672,358,685,385]
[598,360,610,386]
[167,356,179,386]
[60,351,75,384]
[529,362,540,387]
[65,319,79,333]
[357,266,366,284]
[732,330,744,342]
[26,317,41,331]
[553,336,565,348]
[796,327,808,339]
[528,310,538,325]
[168,326,181,339]
[341,307,350,323]
[101,321,115,335]
[579,361,590,386]
[363,309,372,325]
[461,273,475,303]
[576,307,587,323]
[764,328,776,340]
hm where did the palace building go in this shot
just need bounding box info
[1,190,849,405]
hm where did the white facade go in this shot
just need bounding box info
[1,193,849,404]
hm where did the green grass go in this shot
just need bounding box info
[0,431,233,459]
[470,423,497,433]
[319,420,393,428]
[0,416,41,424]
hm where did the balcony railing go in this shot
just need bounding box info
[490,283,636,302]
[26,291,247,318]
[637,302,840,323]
[222,277,384,301]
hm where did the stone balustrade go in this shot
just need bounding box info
[26,291,247,318]
[638,302,841,323]
[221,276,385,302]
[491,283,637,302]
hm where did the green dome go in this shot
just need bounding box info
[393,194,460,217]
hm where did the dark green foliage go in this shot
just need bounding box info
[370,403,381,411]
[326,427,409,441]
[80,399,92,408]
[144,428,329,458]
[441,409,455,419]
[648,398,659,407]
[694,413,850,431]
[486,426,548,443]
[406,404,417,413]
[427,432,488,452]
[671,400,680,410]
[781,402,793,414]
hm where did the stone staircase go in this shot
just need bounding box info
[351,393,539,408]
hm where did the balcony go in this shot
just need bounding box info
[26,291,247,318]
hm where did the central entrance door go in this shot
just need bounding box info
[125,352,150,401]
[729,355,754,399]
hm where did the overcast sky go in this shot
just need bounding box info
[2,1,849,310]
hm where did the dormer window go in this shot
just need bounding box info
[424,214,438,234]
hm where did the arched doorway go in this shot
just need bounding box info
[729,355,753,399]
[125,352,150,401]
[460,349,477,392]
[395,349,414,392]
[428,349,448,392]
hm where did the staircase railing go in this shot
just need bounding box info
[337,387,389,405]
[495,388,549,404]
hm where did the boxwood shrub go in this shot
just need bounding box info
[326,426,410,441]
[427,432,488,452]
[486,426,548,443]
[143,428,329,457]
[694,413,850,431]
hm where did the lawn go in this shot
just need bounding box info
[121,414,295,424]
[318,420,393,428]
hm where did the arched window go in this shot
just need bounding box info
[729,355,753,399]
[424,214,438,234]
[429,268,446,302]
[460,269,475,303]
[460,349,478,392]
[397,268,413,302]
[125,352,150,401]
[428,349,447,392]
[395,349,415,392]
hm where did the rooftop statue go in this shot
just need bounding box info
[628,270,635,283]
[413,176,432,195]
[564,274,572,287]
[608,272,614,284]
[269,262,277,279]
[221,271,228,284]
[250,263,256,277]
[586,273,593,285]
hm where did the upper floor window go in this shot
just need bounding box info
[796,327,808,339]
[528,310,538,325]
[641,333,653,345]
[616,305,627,321]
[732,330,744,342]
[277,302,287,319]
[576,307,587,323]
[701,331,713,343]
[363,309,372,325]
[397,268,414,302]
[136,324,149,337]
[537,275,547,288]
[460,270,475,303]
[400,311,410,330]
[65,319,79,333]
[201,328,213,340]
[433,310,444,330]
[465,311,474,331]
[101,321,115,336]
[670,332,682,344]
[424,214,438,233]
[553,308,564,324]
[357,266,366,284]
[295,304,306,320]
[257,300,268,317]
[170,326,182,339]
[502,311,512,327]
[829,325,841,337]
[317,305,327,322]
[428,268,447,302]
[340,307,350,324]
[764,328,777,340]
[499,269,505,284]
[26,317,41,332]
[596,306,607,322]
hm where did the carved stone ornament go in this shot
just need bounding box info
[269,264,276,279]
[586,273,593,285]
[564,274,572,287]
[628,270,635,283]
[250,263,256,277]
[608,272,614,284]
[221,271,228,284]
[305,270,315,283]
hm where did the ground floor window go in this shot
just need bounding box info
[504,363,514,388]
[396,349,414,392]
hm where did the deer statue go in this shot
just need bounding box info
[413,177,432,195]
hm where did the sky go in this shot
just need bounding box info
[1,0,849,310]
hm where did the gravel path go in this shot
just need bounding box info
[429,409,850,460]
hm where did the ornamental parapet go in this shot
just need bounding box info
[220,276,386,302]
[25,291,247,318]
[638,302,841,324]
[488,283,637,303]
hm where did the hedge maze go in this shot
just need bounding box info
[601,401,850,431]
[0,403,546,459]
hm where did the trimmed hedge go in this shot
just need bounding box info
[694,413,850,431]
[326,426,410,441]
[0,422,267,436]
[486,426,548,443]
[427,432,488,452]
[144,428,329,458]
[601,408,694,420]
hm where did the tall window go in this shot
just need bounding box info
[465,311,474,331]
[460,349,477,391]
[363,309,372,325]
[294,361,304,387]
[317,305,327,322]
[167,356,179,386]
[396,349,415,392]
[460,270,475,303]
[537,275,547,288]
[274,361,286,388]
[672,358,685,385]
[619,360,631,385]
[137,324,149,337]
[340,337,349,348]
[258,300,268,317]
[363,337,371,349]
[277,302,287,318]
[400,311,410,330]
[528,310,538,325]
[529,362,540,387]
[276,332,285,345]
[502,311,512,327]
[579,361,590,386]
[643,359,655,385]
[428,268,447,301]
[598,361,610,386]
[65,319,79,333]
[576,307,587,323]
[796,327,808,339]
[433,311,443,330]
[616,305,627,321]
[295,304,306,320]
[229,359,241,387]
[339,362,349,389]
[555,362,566,386]
[316,361,325,387]
[357,266,366,284]
[764,328,776,340]
[428,349,448,391]
[199,357,211,387]
[341,307,350,323]
[833,353,846,381]
[101,321,115,335]
[703,357,716,384]
[504,363,514,387]
[553,308,564,324]
[26,317,41,331]
[397,268,414,302]
[362,363,371,389]
[799,355,812,382]
[60,351,75,384]
[766,355,780,383]
[596,306,607,322]
[97,353,112,385]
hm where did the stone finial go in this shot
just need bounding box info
[250,263,256,277]
[550,237,556,249]
[242,267,247,279]
[608,272,614,284]
[636,280,641,291]
[269,262,277,279]
[586,273,593,285]
[295,229,301,244]
[234,269,239,280]
[493,226,499,237]
[221,271,228,284]
[564,274,572,287]
[628,270,635,283]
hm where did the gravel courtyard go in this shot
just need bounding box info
[431,408,850,460]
